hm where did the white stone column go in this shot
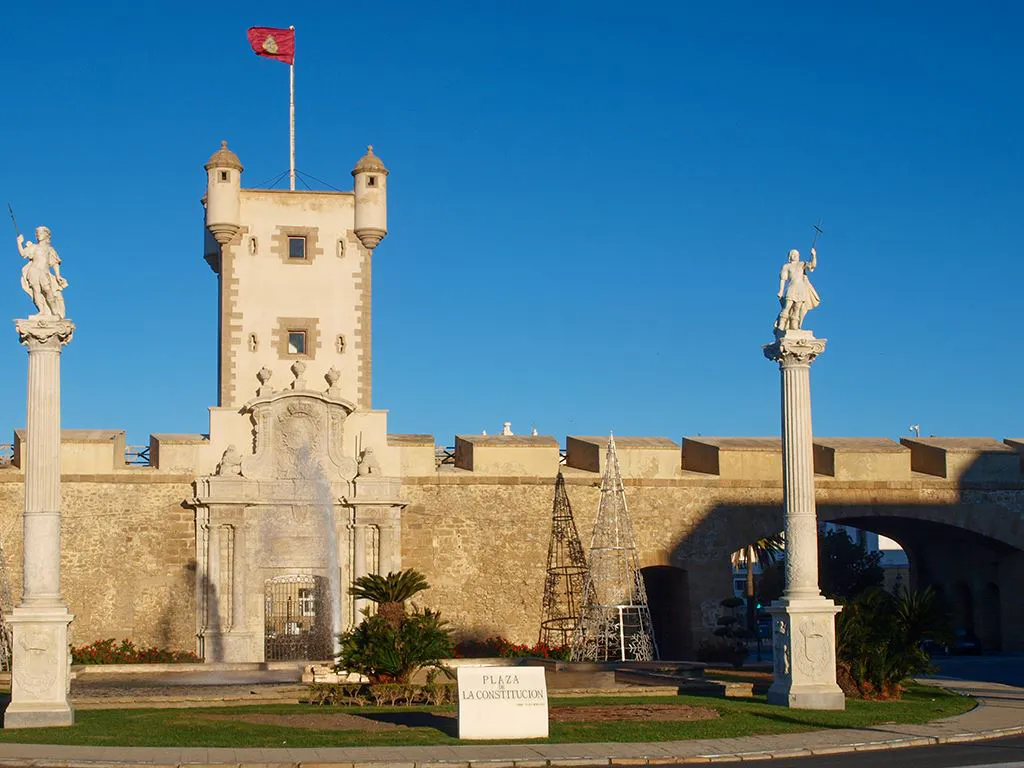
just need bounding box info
[762,330,845,710]
[352,520,369,622]
[5,318,75,728]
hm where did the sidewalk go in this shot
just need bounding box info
[0,678,1020,767]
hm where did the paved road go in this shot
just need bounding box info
[703,735,1024,767]
[931,655,1024,688]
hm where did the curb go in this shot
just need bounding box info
[0,725,1022,768]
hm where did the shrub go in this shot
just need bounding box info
[837,586,950,699]
[336,607,454,683]
[309,680,457,706]
[71,638,201,665]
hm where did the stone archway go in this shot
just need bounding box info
[669,499,1024,654]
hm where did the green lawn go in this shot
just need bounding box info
[0,686,972,748]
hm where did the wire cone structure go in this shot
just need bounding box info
[539,472,588,648]
[570,435,659,662]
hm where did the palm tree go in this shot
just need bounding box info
[732,534,784,634]
[349,569,430,629]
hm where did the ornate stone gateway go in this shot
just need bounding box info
[190,365,406,662]
[264,575,331,661]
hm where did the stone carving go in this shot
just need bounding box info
[795,616,831,677]
[772,619,791,676]
[248,333,258,352]
[774,248,819,333]
[763,333,827,367]
[17,226,68,319]
[216,445,243,476]
[290,360,307,390]
[15,627,58,700]
[276,400,322,477]
[325,367,341,397]
[357,447,381,476]
[256,367,274,396]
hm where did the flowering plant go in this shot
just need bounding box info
[454,636,570,660]
[71,638,201,665]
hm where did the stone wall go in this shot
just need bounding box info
[401,469,1024,653]
[0,472,196,652]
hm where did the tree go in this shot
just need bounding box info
[349,570,430,629]
[732,535,784,633]
[818,528,884,600]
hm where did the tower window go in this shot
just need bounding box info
[288,236,306,260]
[219,170,229,182]
[367,176,377,187]
[287,331,306,355]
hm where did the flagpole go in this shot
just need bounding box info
[289,25,296,191]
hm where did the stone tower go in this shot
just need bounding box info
[192,142,404,663]
[203,142,388,412]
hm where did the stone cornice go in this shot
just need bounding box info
[15,318,75,349]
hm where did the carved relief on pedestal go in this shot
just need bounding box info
[772,618,791,677]
[14,626,59,700]
[794,615,832,678]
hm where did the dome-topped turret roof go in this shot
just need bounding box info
[351,145,389,176]
[205,141,244,172]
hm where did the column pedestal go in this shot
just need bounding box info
[763,329,844,711]
[5,318,75,728]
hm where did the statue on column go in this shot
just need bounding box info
[774,247,819,333]
[17,226,68,319]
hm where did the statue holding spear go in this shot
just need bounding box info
[774,220,822,334]
[10,204,68,319]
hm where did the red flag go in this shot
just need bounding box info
[247,26,295,65]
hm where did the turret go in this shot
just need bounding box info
[351,145,388,250]
[205,141,243,246]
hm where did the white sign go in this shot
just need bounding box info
[457,665,549,740]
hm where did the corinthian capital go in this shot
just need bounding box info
[763,330,826,367]
[15,318,75,350]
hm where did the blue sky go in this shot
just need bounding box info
[2,1,1022,447]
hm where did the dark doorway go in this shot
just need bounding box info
[642,566,691,659]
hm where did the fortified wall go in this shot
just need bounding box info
[3,142,1022,663]
[1,430,1022,656]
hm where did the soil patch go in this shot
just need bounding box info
[195,703,718,731]
[196,712,412,731]
[550,704,718,722]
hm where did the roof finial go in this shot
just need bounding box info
[221,140,228,149]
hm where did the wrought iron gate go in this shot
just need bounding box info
[264,575,332,661]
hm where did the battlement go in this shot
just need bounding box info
[3,430,1024,486]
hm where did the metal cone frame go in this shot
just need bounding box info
[539,472,588,648]
[570,434,659,662]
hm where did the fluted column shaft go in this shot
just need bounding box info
[779,359,821,600]
[18,321,74,607]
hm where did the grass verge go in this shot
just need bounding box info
[0,685,972,748]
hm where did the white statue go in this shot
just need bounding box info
[775,247,819,333]
[18,226,68,319]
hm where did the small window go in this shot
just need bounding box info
[219,170,229,182]
[367,175,377,187]
[288,236,306,260]
[298,588,316,616]
[287,331,306,355]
